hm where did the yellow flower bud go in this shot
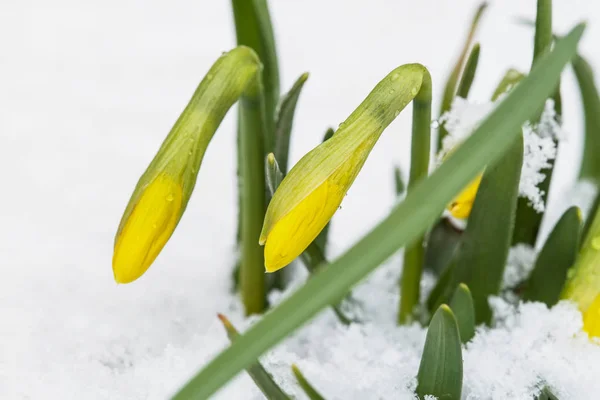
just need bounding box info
[260,64,431,272]
[447,174,483,219]
[113,174,183,283]
[583,294,600,338]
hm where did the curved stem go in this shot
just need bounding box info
[399,70,432,324]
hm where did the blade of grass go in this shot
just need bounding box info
[456,43,481,99]
[445,134,524,324]
[437,2,488,151]
[522,206,581,306]
[291,365,326,400]
[416,305,463,400]
[274,73,309,174]
[172,25,583,398]
[573,54,600,183]
[217,314,291,399]
[512,0,559,247]
[427,260,455,314]
[449,283,476,343]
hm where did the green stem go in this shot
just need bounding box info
[533,0,553,67]
[239,76,268,315]
[398,70,432,324]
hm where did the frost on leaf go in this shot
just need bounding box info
[436,98,563,213]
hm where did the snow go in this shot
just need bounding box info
[2,0,600,399]
[503,244,537,290]
[438,98,561,213]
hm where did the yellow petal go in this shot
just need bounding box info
[112,174,183,283]
[447,174,483,219]
[583,294,600,338]
[264,178,344,272]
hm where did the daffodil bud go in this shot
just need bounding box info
[113,46,263,283]
[259,64,431,272]
[447,174,483,219]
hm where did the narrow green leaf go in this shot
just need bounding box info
[583,192,600,242]
[217,314,291,400]
[573,54,600,182]
[523,206,581,306]
[449,283,476,343]
[427,261,456,314]
[274,73,309,174]
[424,218,462,276]
[266,153,284,196]
[416,305,463,400]
[172,25,584,398]
[532,0,553,66]
[537,386,560,400]
[231,0,280,153]
[446,134,523,324]
[394,166,406,196]
[456,43,480,99]
[513,0,559,247]
[491,69,525,101]
[437,2,488,150]
[291,364,326,400]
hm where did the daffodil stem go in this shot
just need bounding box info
[398,71,432,325]
[239,74,268,316]
[561,203,600,312]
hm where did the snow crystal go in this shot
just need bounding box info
[502,244,537,290]
[438,98,562,213]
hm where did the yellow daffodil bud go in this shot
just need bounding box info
[113,46,263,283]
[583,294,600,338]
[113,174,183,283]
[260,64,432,272]
[447,174,483,219]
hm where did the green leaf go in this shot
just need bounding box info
[416,305,463,400]
[532,0,553,66]
[172,25,584,398]
[427,261,456,314]
[573,54,600,182]
[291,364,326,400]
[491,69,525,101]
[274,73,309,174]
[537,386,560,400]
[394,166,406,196]
[217,314,291,400]
[266,153,284,196]
[449,283,476,343]
[523,206,581,306]
[424,218,462,276]
[437,2,488,151]
[456,43,480,99]
[231,0,280,153]
[446,134,524,324]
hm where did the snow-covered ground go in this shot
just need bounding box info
[2,0,600,398]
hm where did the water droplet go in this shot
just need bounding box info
[390,73,400,81]
[166,194,174,202]
[431,120,440,129]
[152,222,158,229]
[207,73,214,80]
[188,150,193,156]
[338,122,345,128]
[411,87,418,96]
[389,89,395,94]
[567,268,576,279]
[394,110,400,117]
[592,236,600,250]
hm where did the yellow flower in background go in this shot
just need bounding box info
[260,64,431,272]
[447,174,483,219]
[113,174,183,283]
[583,294,600,338]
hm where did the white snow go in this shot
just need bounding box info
[503,244,537,290]
[2,0,600,399]
[438,98,561,213]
